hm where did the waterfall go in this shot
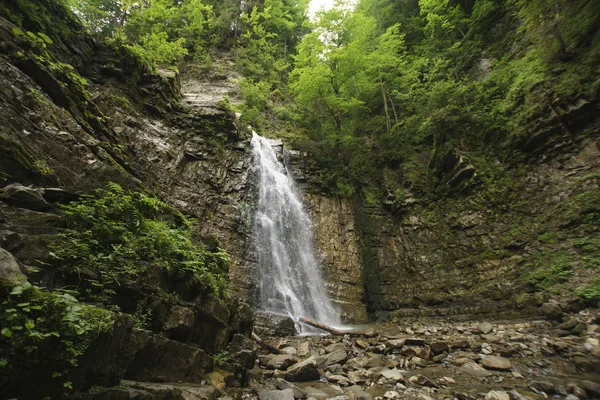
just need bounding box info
[251,132,339,332]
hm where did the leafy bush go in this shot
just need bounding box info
[52,183,229,301]
[0,282,113,397]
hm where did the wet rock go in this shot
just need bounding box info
[123,381,222,400]
[428,342,449,355]
[363,354,383,368]
[581,380,600,398]
[284,359,320,382]
[254,312,297,337]
[484,390,510,400]
[163,305,195,339]
[557,319,579,331]
[567,383,587,398]
[346,385,372,400]
[565,395,580,400]
[324,349,348,367]
[531,381,556,395]
[380,369,404,382]
[304,387,327,399]
[384,391,401,399]
[481,343,493,355]
[459,362,492,377]
[407,375,437,388]
[327,374,351,386]
[326,343,347,353]
[259,388,295,400]
[124,334,211,383]
[298,342,310,357]
[355,339,369,349]
[267,354,299,370]
[281,346,298,356]
[478,322,493,334]
[541,302,564,321]
[348,370,368,385]
[410,357,428,368]
[571,355,600,372]
[0,183,50,211]
[481,334,501,343]
[0,247,27,284]
[481,355,512,370]
[275,378,307,399]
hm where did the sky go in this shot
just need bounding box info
[308,0,335,17]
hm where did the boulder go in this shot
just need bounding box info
[428,342,449,355]
[163,305,195,339]
[324,349,348,367]
[267,354,299,370]
[363,354,383,368]
[304,387,327,399]
[275,378,307,399]
[407,374,437,388]
[481,356,512,370]
[254,312,297,337]
[346,385,372,400]
[0,247,27,284]
[541,302,564,321]
[380,369,404,382]
[124,334,211,383]
[259,389,295,400]
[284,359,320,382]
[459,362,492,377]
[478,322,493,334]
[485,391,510,400]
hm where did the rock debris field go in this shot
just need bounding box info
[239,309,600,400]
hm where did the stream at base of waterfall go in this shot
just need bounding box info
[251,132,340,334]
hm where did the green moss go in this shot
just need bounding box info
[524,249,575,290]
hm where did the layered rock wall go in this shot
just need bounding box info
[290,137,600,321]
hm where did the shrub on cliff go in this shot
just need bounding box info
[52,182,229,303]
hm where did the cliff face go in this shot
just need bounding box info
[290,124,599,322]
[0,2,256,396]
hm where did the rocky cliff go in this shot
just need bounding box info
[290,113,599,322]
[0,1,258,397]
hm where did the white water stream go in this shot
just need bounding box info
[251,132,339,333]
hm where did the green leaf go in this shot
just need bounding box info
[10,286,23,295]
[11,27,24,36]
[25,320,35,330]
[0,359,7,367]
[1,328,12,338]
[37,32,53,44]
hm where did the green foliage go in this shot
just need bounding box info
[0,282,113,397]
[525,249,575,290]
[126,31,188,67]
[52,183,229,301]
[577,277,600,304]
[212,350,229,368]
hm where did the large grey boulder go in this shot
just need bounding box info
[254,312,297,337]
[0,247,27,284]
[267,354,299,370]
[284,359,320,382]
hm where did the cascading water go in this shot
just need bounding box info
[251,132,339,333]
